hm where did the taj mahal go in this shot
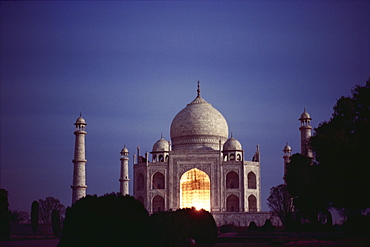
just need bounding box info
[70,82,312,227]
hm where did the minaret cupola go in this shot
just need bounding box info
[299,108,313,158]
[299,108,312,127]
[283,143,292,155]
[74,113,87,131]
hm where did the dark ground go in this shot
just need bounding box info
[217,232,370,247]
[1,233,370,247]
[0,238,59,247]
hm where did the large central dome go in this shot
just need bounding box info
[170,88,229,151]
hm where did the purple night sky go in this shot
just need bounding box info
[1,1,369,213]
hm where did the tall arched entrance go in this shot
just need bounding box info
[180,168,210,211]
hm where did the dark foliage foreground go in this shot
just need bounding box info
[59,194,151,247]
[310,80,370,215]
[150,208,218,247]
[59,194,217,247]
[0,189,10,240]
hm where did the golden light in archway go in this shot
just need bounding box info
[180,168,210,211]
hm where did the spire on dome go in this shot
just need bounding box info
[197,81,200,96]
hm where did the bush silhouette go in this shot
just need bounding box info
[247,221,259,231]
[150,208,217,246]
[261,219,275,232]
[59,195,217,246]
[51,209,61,237]
[31,201,39,236]
[342,214,370,235]
[0,189,10,240]
[219,224,238,233]
[59,194,151,247]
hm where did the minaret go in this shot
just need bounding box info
[71,114,87,204]
[299,108,313,158]
[119,146,130,195]
[283,143,292,183]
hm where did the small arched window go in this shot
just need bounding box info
[152,172,165,189]
[248,195,257,212]
[152,155,157,162]
[236,154,241,161]
[226,171,239,189]
[152,195,164,212]
[230,154,235,161]
[137,173,144,190]
[226,195,239,212]
[248,172,257,189]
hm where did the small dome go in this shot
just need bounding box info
[75,115,86,124]
[152,138,169,152]
[283,143,292,152]
[299,109,311,121]
[121,146,129,154]
[223,137,242,151]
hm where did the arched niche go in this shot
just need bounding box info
[180,168,210,211]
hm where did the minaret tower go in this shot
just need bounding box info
[283,143,292,183]
[71,114,87,204]
[119,146,130,195]
[299,108,313,158]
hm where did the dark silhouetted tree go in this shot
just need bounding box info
[38,197,65,224]
[267,184,293,229]
[9,210,29,223]
[0,189,10,240]
[311,79,370,219]
[285,154,329,227]
[52,209,61,237]
[59,193,151,247]
[31,200,39,235]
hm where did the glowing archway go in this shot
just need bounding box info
[180,168,210,211]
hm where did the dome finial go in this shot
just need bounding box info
[197,80,200,96]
